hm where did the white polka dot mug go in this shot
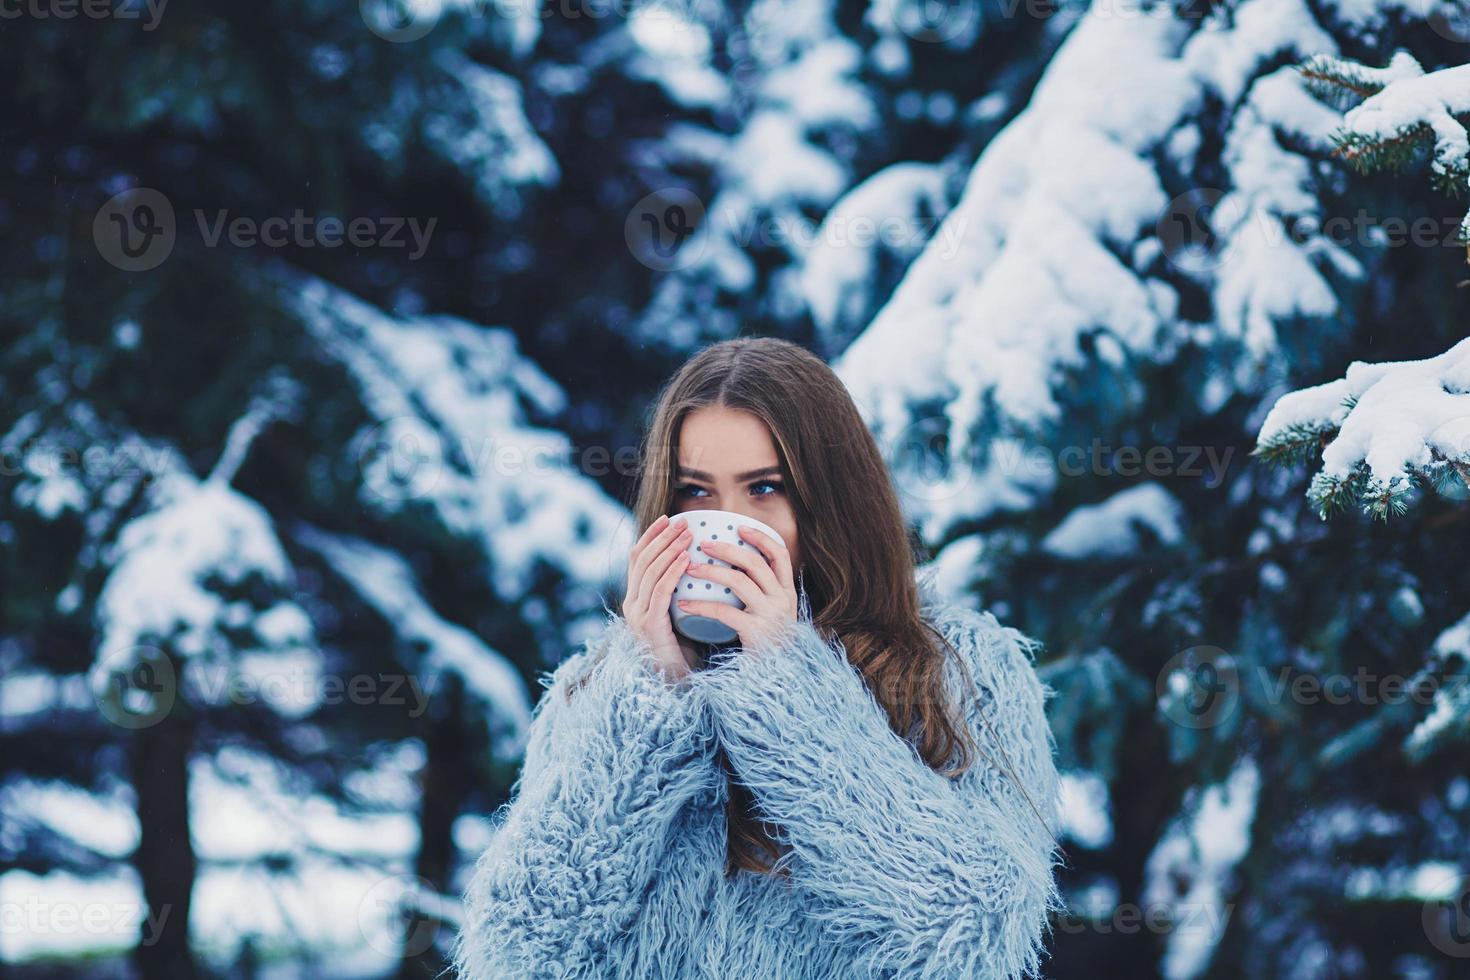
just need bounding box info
[670,509,788,644]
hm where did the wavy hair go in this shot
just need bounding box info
[627,337,984,877]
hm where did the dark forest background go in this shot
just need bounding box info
[4,0,1470,977]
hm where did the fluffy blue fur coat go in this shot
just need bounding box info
[453,572,1063,979]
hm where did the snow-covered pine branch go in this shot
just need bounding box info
[1302,51,1470,235]
[1255,48,1470,521]
[835,0,1357,541]
[90,430,319,721]
[286,272,633,605]
[1253,336,1470,520]
[291,524,534,761]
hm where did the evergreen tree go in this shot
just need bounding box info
[830,2,1470,977]
[0,1,653,973]
[6,0,1470,976]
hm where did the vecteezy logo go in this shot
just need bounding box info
[91,644,178,730]
[890,0,982,45]
[1422,0,1470,44]
[360,0,441,42]
[359,874,440,957]
[1423,872,1470,958]
[353,416,445,504]
[1157,644,1240,730]
[93,188,176,272]
[884,414,975,505]
[624,188,708,272]
[1156,187,1243,276]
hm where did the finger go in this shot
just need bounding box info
[641,528,693,614]
[737,526,794,593]
[657,549,692,597]
[626,515,667,593]
[685,560,763,609]
[630,516,688,604]
[634,527,692,615]
[634,514,669,553]
[701,538,780,596]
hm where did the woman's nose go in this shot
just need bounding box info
[716,500,755,521]
[705,497,755,524]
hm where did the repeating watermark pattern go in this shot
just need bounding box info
[882,418,1236,504]
[93,189,437,271]
[358,874,441,958]
[622,187,969,272]
[1057,898,1234,939]
[1258,666,1463,708]
[1157,645,1241,730]
[1157,187,1243,275]
[355,417,448,504]
[92,645,177,730]
[349,0,1301,50]
[351,413,1238,506]
[354,417,647,503]
[1158,187,1470,276]
[91,644,437,729]
[0,896,171,946]
[94,188,176,272]
[2,439,181,483]
[624,188,709,272]
[991,438,1234,485]
[193,210,436,258]
[10,424,1240,515]
[1421,0,1470,43]
[361,0,696,43]
[0,0,168,29]
[884,0,983,44]
[1423,872,1470,958]
[884,415,978,506]
[360,0,441,41]
[1157,647,1470,729]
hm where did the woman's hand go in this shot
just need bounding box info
[677,526,798,653]
[622,514,701,683]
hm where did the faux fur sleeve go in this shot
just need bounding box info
[453,613,719,979]
[687,605,1064,980]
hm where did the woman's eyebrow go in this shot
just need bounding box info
[677,464,782,482]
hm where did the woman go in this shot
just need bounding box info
[453,337,1063,979]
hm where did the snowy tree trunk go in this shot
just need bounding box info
[399,672,470,979]
[129,693,197,980]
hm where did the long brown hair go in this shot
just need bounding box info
[627,337,984,878]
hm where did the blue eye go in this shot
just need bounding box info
[675,481,782,499]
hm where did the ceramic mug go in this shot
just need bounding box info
[669,509,788,644]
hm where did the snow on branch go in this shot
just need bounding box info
[835,0,1354,538]
[1406,609,1470,757]
[90,450,320,723]
[287,273,632,600]
[292,524,533,760]
[1302,51,1470,238]
[1253,336,1470,519]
